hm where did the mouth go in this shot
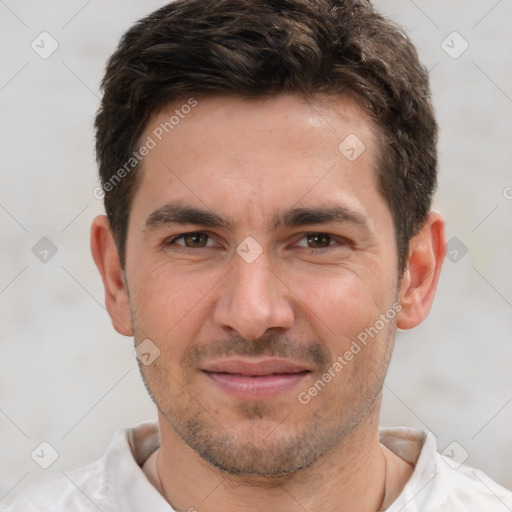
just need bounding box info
[201,358,312,399]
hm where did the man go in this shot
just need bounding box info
[4,0,512,510]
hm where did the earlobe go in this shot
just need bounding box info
[396,212,445,330]
[90,215,133,336]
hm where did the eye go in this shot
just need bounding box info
[295,233,339,249]
[168,232,215,249]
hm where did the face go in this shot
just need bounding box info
[124,94,401,476]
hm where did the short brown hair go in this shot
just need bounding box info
[95,0,437,271]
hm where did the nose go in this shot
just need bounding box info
[213,252,295,340]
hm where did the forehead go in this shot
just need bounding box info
[131,93,383,227]
[145,93,376,153]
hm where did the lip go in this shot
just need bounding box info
[202,357,311,399]
[203,357,312,376]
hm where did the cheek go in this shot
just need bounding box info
[284,265,388,342]
[129,262,219,344]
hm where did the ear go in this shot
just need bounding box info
[396,211,445,330]
[90,215,133,336]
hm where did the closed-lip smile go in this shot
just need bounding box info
[201,357,311,398]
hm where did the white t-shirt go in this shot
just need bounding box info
[3,420,512,511]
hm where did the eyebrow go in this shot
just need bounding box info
[144,203,370,232]
[145,204,234,230]
[271,205,369,231]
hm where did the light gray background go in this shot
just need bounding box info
[1,0,511,505]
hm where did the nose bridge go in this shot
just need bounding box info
[234,254,275,306]
[214,250,294,339]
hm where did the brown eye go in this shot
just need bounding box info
[305,233,333,248]
[183,233,208,247]
[171,232,212,248]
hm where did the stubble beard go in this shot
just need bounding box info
[137,336,394,479]
[129,281,397,478]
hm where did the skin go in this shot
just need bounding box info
[91,93,445,511]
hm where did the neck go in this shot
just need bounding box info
[151,401,413,512]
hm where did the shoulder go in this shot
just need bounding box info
[1,458,111,512]
[433,455,512,511]
[2,420,162,512]
[380,427,512,511]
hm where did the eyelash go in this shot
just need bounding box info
[165,231,350,253]
[166,232,217,251]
